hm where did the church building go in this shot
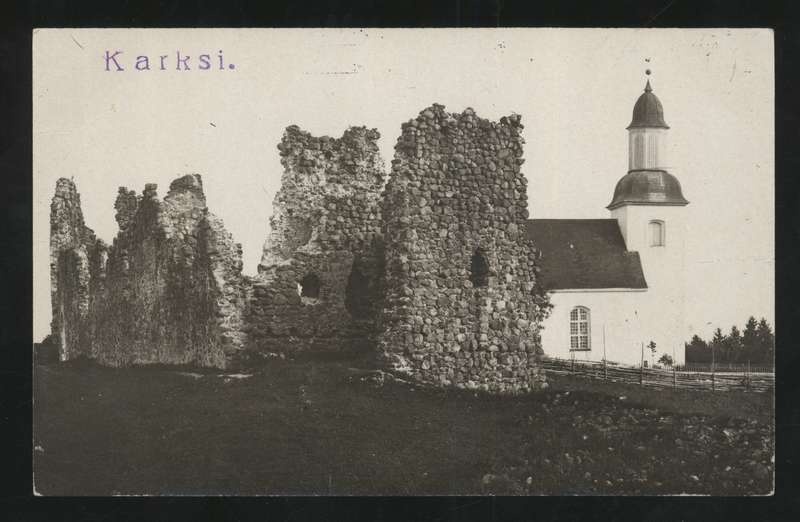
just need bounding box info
[527,78,690,367]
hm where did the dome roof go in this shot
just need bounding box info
[607,169,689,210]
[627,80,669,129]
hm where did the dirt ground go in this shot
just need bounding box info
[33,358,774,496]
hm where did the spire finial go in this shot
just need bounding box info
[644,69,652,92]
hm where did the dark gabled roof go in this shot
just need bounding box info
[524,219,647,291]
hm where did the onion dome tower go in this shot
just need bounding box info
[608,72,689,365]
[607,78,689,210]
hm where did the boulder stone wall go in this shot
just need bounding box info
[48,106,552,392]
[244,125,386,358]
[379,104,551,393]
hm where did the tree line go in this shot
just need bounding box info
[685,317,774,366]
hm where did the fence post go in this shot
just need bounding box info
[711,349,715,392]
[673,366,676,389]
[711,367,715,391]
[604,358,607,381]
[640,342,644,386]
[746,360,751,392]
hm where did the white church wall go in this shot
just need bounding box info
[612,204,686,257]
[540,290,647,366]
[541,289,687,367]
[611,204,689,365]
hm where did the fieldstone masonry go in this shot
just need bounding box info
[246,125,386,358]
[379,105,551,392]
[49,105,550,391]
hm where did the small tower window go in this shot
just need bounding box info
[469,248,490,288]
[297,273,321,299]
[649,220,665,247]
[570,306,591,351]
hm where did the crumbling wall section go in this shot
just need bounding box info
[49,175,248,368]
[245,126,385,357]
[379,105,551,393]
[49,108,551,390]
[49,178,107,361]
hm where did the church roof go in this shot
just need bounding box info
[627,80,669,129]
[524,219,647,291]
[607,169,689,210]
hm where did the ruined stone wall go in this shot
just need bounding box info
[245,126,386,358]
[49,108,552,391]
[49,178,108,361]
[379,105,551,393]
[50,175,247,368]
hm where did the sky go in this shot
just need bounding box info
[33,28,774,342]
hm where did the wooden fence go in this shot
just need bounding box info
[675,362,774,374]
[541,357,774,393]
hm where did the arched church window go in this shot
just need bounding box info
[570,306,591,351]
[469,248,490,288]
[649,220,665,247]
[297,273,321,299]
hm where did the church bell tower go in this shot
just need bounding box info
[608,73,690,363]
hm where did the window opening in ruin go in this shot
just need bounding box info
[298,273,321,300]
[469,248,490,288]
[345,265,372,319]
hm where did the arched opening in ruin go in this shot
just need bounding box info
[345,265,372,319]
[297,273,321,299]
[469,248,490,288]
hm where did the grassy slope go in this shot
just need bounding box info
[33,359,773,496]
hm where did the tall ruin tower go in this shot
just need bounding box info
[380,104,551,393]
[608,76,690,363]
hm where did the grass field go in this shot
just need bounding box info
[33,357,774,496]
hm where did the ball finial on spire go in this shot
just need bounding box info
[644,69,653,92]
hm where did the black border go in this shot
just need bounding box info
[3,1,798,520]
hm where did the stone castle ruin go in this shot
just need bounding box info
[49,105,552,392]
[50,175,247,368]
[247,125,387,358]
[380,105,549,392]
